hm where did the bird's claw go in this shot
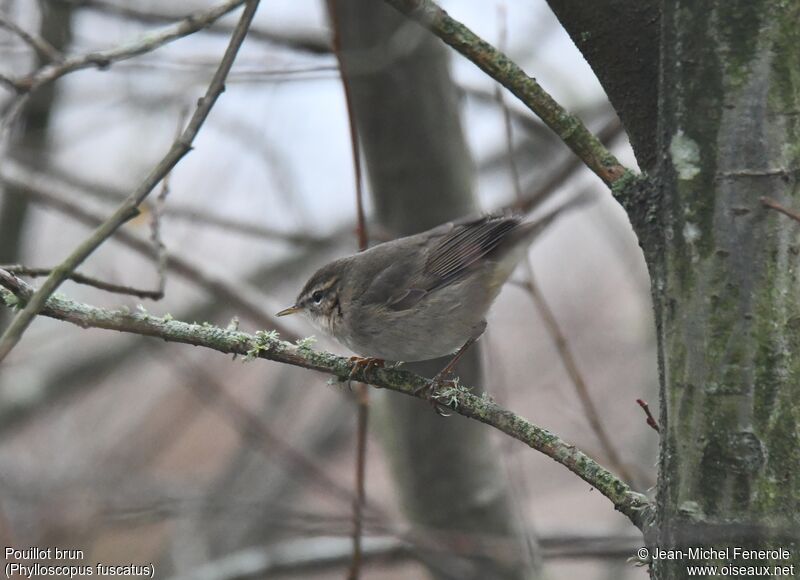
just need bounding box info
[347,356,385,385]
[414,372,456,416]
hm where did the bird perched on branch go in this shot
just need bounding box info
[278,195,590,393]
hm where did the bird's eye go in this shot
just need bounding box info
[312,290,324,303]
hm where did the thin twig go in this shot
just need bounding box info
[8,0,249,95]
[0,264,163,299]
[0,169,298,338]
[636,399,660,433]
[494,7,522,203]
[350,384,369,579]
[162,206,330,244]
[327,4,370,576]
[0,270,653,531]
[0,92,29,139]
[147,109,188,300]
[514,115,624,214]
[0,14,63,63]
[0,0,260,362]
[464,83,554,141]
[760,196,800,224]
[0,71,25,93]
[382,0,630,186]
[51,0,331,55]
[5,157,329,245]
[148,201,167,300]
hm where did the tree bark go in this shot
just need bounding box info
[331,1,539,578]
[651,1,800,577]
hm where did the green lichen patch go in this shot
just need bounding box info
[295,335,317,352]
[1,289,20,309]
[244,329,281,361]
[670,130,701,181]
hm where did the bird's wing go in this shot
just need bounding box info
[384,195,594,311]
[387,214,521,311]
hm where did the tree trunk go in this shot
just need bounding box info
[331,1,539,578]
[652,1,800,577]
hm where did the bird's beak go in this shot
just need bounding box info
[275,305,302,317]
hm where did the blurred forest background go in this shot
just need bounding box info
[0,1,658,578]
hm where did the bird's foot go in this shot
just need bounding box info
[414,369,457,417]
[411,336,477,415]
[348,356,385,384]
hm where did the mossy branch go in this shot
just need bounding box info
[0,269,653,531]
[382,0,630,186]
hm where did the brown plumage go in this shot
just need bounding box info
[278,196,588,362]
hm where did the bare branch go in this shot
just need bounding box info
[327,4,371,576]
[761,196,800,224]
[9,0,249,95]
[0,71,25,94]
[514,115,624,214]
[5,158,329,245]
[147,109,187,300]
[0,0,260,362]
[51,0,331,55]
[382,0,631,186]
[0,264,162,299]
[0,168,298,338]
[348,384,369,580]
[0,270,653,531]
[0,14,63,63]
[636,398,660,433]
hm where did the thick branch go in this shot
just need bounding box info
[0,0,260,362]
[0,270,653,531]
[382,0,630,186]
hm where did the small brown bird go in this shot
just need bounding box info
[278,196,587,386]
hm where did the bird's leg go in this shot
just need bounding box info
[436,336,478,383]
[413,334,479,400]
[348,356,385,383]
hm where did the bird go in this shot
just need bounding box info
[277,196,588,392]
